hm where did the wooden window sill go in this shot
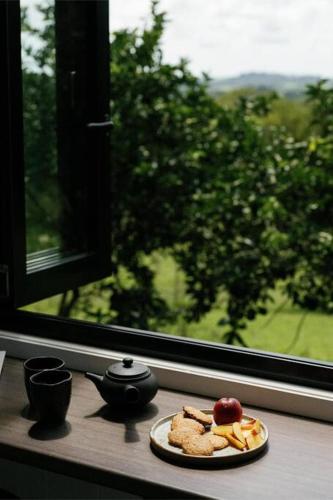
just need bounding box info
[0,357,332,499]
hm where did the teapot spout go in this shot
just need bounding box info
[85,372,103,391]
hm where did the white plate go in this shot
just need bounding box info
[150,410,268,466]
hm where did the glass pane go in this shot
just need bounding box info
[25,0,333,364]
[21,0,91,259]
[21,0,60,254]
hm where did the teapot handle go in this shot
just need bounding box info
[124,384,140,404]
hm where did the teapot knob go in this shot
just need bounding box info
[123,357,133,368]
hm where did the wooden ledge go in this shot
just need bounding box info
[0,357,332,499]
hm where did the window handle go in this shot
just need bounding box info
[87,120,113,130]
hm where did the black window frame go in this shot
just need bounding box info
[1,0,111,308]
[0,0,332,393]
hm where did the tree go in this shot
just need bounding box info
[283,81,333,316]
[77,2,296,342]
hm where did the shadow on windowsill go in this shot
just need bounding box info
[21,404,38,422]
[85,402,159,443]
[28,420,71,441]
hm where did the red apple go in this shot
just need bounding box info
[213,397,243,425]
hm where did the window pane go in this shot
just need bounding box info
[21,0,93,259]
[24,0,333,365]
[21,0,60,254]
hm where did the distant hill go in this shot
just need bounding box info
[208,72,331,98]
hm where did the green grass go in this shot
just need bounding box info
[149,253,333,361]
[24,252,333,362]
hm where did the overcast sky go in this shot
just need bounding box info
[110,0,333,78]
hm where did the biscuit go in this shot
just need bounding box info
[183,406,212,426]
[171,413,205,434]
[176,418,205,434]
[171,412,185,430]
[207,433,229,450]
[168,429,197,447]
[182,434,214,456]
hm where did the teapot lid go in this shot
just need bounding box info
[106,358,150,381]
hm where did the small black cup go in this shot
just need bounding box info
[30,369,72,424]
[24,356,65,405]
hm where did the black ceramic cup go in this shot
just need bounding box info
[24,356,65,405]
[30,369,72,424]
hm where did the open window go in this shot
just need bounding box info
[0,0,332,394]
[1,0,111,307]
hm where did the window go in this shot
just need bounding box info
[1,0,111,307]
[1,0,332,392]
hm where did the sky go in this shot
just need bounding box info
[109,0,333,79]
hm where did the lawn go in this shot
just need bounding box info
[24,252,333,362]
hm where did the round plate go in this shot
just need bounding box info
[150,410,268,466]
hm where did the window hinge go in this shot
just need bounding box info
[0,265,10,299]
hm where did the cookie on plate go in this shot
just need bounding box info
[168,429,198,448]
[207,433,229,450]
[183,406,212,426]
[171,412,185,430]
[171,414,205,434]
[177,418,205,434]
[182,434,214,456]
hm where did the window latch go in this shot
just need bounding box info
[0,265,10,299]
[87,120,113,130]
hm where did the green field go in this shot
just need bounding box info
[24,252,333,362]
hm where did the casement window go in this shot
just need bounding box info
[0,0,332,393]
[1,0,111,307]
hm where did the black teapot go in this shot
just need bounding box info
[85,358,158,408]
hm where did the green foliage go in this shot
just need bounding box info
[105,2,224,328]
[283,81,333,313]
[307,79,333,136]
[217,87,313,140]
